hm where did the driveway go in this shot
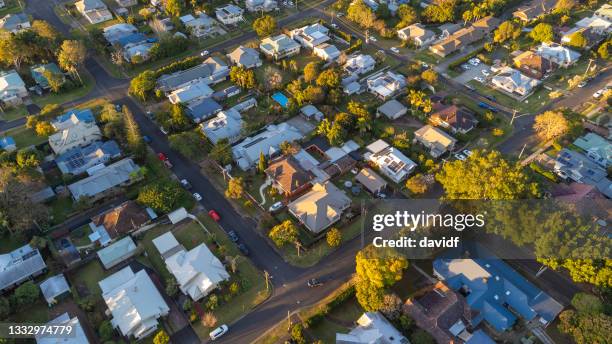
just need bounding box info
[454,63,491,84]
[287,116,316,136]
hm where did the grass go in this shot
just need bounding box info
[49,196,76,225]
[306,297,363,342]
[1,126,47,148]
[0,233,27,252]
[9,301,50,323]
[467,80,550,114]
[70,225,92,247]
[0,106,28,121]
[0,0,23,17]
[69,259,109,296]
[32,71,96,108]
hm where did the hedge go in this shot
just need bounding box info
[303,285,356,328]
[153,56,203,78]
[529,162,559,182]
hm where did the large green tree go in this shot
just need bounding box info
[58,40,87,83]
[129,70,156,101]
[123,106,147,162]
[253,15,277,37]
[268,220,298,247]
[355,246,408,311]
[137,181,191,213]
[347,0,376,28]
[529,23,554,43]
[493,21,521,43]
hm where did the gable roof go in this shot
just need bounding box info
[0,13,29,31]
[430,104,478,131]
[55,140,121,175]
[96,236,138,269]
[355,168,387,194]
[288,182,351,233]
[415,125,457,150]
[39,274,71,306]
[513,0,558,21]
[227,45,261,67]
[52,109,95,130]
[397,23,435,41]
[91,201,151,238]
[265,155,313,194]
[30,63,63,88]
[573,132,612,168]
[67,158,139,199]
[0,244,46,291]
[157,57,229,91]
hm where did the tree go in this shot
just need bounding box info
[396,4,417,28]
[167,103,192,132]
[533,111,569,142]
[137,181,190,213]
[26,115,38,129]
[529,23,554,43]
[436,150,539,199]
[165,277,178,297]
[209,139,233,166]
[16,149,42,169]
[597,40,611,59]
[98,321,114,341]
[0,32,30,70]
[42,70,65,93]
[326,227,342,247]
[493,21,521,43]
[571,293,604,315]
[129,70,156,101]
[229,66,256,89]
[410,329,435,344]
[153,330,170,344]
[257,151,267,173]
[14,282,39,306]
[0,170,49,234]
[35,121,55,136]
[567,31,587,49]
[201,312,217,327]
[376,3,391,18]
[316,68,341,88]
[165,0,185,17]
[405,174,429,194]
[355,278,384,311]
[420,69,438,85]
[303,62,319,83]
[558,310,611,344]
[268,220,298,247]
[169,131,208,160]
[0,297,9,319]
[253,15,277,37]
[123,106,146,161]
[58,40,87,83]
[380,293,402,320]
[347,0,376,28]
[422,0,458,23]
[225,177,245,199]
[356,246,408,289]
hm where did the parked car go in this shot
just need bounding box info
[331,23,338,29]
[238,243,249,256]
[157,152,168,161]
[484,95,496,102]
[421,62,429,69]
[577,81,587,88]
[473,76,485,83]
[180,179,192,189]
[593,89,605,98]
[307,278,323,287]
[228,230,239,242]
[369,36,377,42]
[209,325,228,340]
[390,47,399,53]
[337,12,344,17]
[209,210,221,221]
[454,153,467,161]
[114,104,122,112]
[269,201,283,213]
[481,69,490,77]
[193,193,202,201]
[145,111,153,118]
[468,58,481,66]
[462,149,473,157]
[143,135,152,144]
[478,102,498,112]
[461,63,471,70]
[163,160,173,168]
[201,50,209,57]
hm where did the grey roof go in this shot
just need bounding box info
[186,97,223,122]
[0,244,46,291]
[157,57,229,92]
[55,140,122,175]
[31,186,56,203]
[228,46,262,68]
[68,158,139,200]
[39,274,70,305]
[377,99,407,118]
[0,13,29,31]
[97,236,138,269]
[554,148,612,198]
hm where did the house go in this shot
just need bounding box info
[245,0,278,12]
[97,236,138,269]
[513,0,559,22]
[75,0,113,24]
[414,125,457,158]
[201,108,243,144]
[513,50,556,80]
[0,13,30,33]
[595,3,612,21]
[55,140,121,175]
[0,244,46,292]
[67,158,140,201]
[554,149,611,198]
[157,57,230,92]
[336,312,408,344]
[438,23,461,39]
[344,54,376,76]
[290,23,330,49]
[551,182,605,202]
[365,139,417,183]
[40,274,71,306]
[227,46,262,69]
[574,16,611,35]
[430,16,500,57]
[300,104,324,122]
[215,4,244,25]
[30,63,64,90]
[51,109,95,131]
[103,23,138,45]
[561,26,604,48]
[367,71,407,100]
[377,99,407,120]
[0,136,16,152]
[49,121,102,155]
[153,232,230,301]
[232,122,303,170]
[313,43,341,61]
[491,66,541,97]
[31,187,56,204]
[355,168,387,195]
[0,70,28,106]
[186,97,223,123]
[535,43,581,68]
[265,155,314,198]
[288,182,351,234]
[429,104,478,134]
[180,13,217,38]
[397,23,436,47]
[99,266,169,339]
[404,281,496,344]
[168,79,214,104]
[573,133,611,168]
[115,0,137,6]
[433,255,564,331]
[123,42,155,63]
[36,313,90,344]
[259,34,301,60]
[90,201,153,241]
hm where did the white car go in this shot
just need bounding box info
[193,193,202,201]
[462,149,473,157]
[390,47,399,53]
[461,63,471,70]
[481,69,490,77]
[454,153,467,161]
[369,36,377,42]
[337,12,344,17]
[468,58,481,66]
[593,89,605,98]
[421,62,429,68]
[473,76,485,83]
[331,23,338,29]
[269,201,283,212]
[200,50,209,57]
[209,325,228,340]
[577,81,587,88]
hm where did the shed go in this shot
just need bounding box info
[355,168,387,194]
[39,274,71,306]
[96,236,138,269]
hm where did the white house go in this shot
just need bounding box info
[48,121,102,155]
[313,43,341,61]
[535,43,581,68]
[574,16,611,35]
[180,13,217,38]
[36,313,89,344]
[0,13,30,33]
[232,122,303,170]
[99,266,169,339]
[491,66,541,97]
[414,125,457,158]
[365,139,416,183]
[168,79,214,104]
[367,71,407,100]
[201,108,243,144]
[289,23,330,49]
[595,4,612,21]
[0,70,28,106]
[227,46,262,69]
[245,0,278,12]
[288,182,351,234]
[344,54,376,76]
[259,34,301,60]
[397,23,436,47]
[336,312,408,344]
[75,0,113,24]
[153,232,230,301]
[215,4,244,25]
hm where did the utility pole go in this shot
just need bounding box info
[518,143,527,160]
[264,270,270,291]
[583,58,594,79]
[295,241,302,257]
[287,311,292,330]
[365,30,369,44]
[510,110,518,125]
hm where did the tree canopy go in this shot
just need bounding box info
[268,220,298,247]
[533,110,569,142]
[253,15,277,37]
[529,23,554,43]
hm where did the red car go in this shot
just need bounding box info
[157,152,168,161]
[208,210,221,222]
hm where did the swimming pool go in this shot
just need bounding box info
[272,92,289,108]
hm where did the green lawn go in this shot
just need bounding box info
[306,297,363,343]
[70,225,92,247]
[0,233,27,252]
[32,71,96,108]
[69,259,108,296]
[0,106,28,121]
[2,126,47,148]
[49,196,76,226]
[467,80,550,114]
[0,0,24,17]
[9,301,50,323]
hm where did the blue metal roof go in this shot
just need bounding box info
[186,98,222,121]
[55,109,95,125]
[117,33,147,47]
[0,136,15,149]
[465,330,496,344]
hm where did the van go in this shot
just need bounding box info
[209,325,228,340]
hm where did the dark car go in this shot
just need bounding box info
[143,135,152,144]
[237,243,249,256]
[227,230,239,242]
[307,278,323,287]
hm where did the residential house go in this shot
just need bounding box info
[491,66,541,97]
[336,312,408,344]
[51,109,95,131]
[153,232,230,301]
[0,70,28,106]
[430,16,500,57]
[157,56,230,92]
[551,182,605,202]
[115,0,138,6]
[535,43,581,68]
[36,313,90,344]
[90,201,153,242]
[290,23,330,49]
[55,140,121,175]
[186,97,223,123]
[0,136,16,152]
[355,167,387,195]
[414,125,457,158]
[168,79,214,104]
[30,63,65,91]
[554,149,612,198]
[97,236,139,269]
[227,46,262,69]
[343,54,376,76]
[67,158,140,201]
[300,104,324,122]
[0,13,30,33]
[0,244,46,292]
[259,34,301,60]
[215,4,244,25]
[367,71,407,100]
[397,23,436,47]
[99,266,170,339]
[438,23,461,39]
[429,103,478,134]
[232,122,303,170]
[265,155,314,198]
[433,255,564,330]
[75,0,113,24]
[245,0,278,12]
[595,3,612,21]
[573,133,611,168]
[513,50,556,79]
[561,26,604,48]
[180,13,217,38]
[365,139,417,183]
[288,182,351,234]
[513,0,559,22]
[40,274,71,306]
[574,16,611,35]
[103,23,138,45]
[201,108,243,144]
[123,42,155,63]
[313,43,341,61]
[377,99,407,120]
[49,121,102,155]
